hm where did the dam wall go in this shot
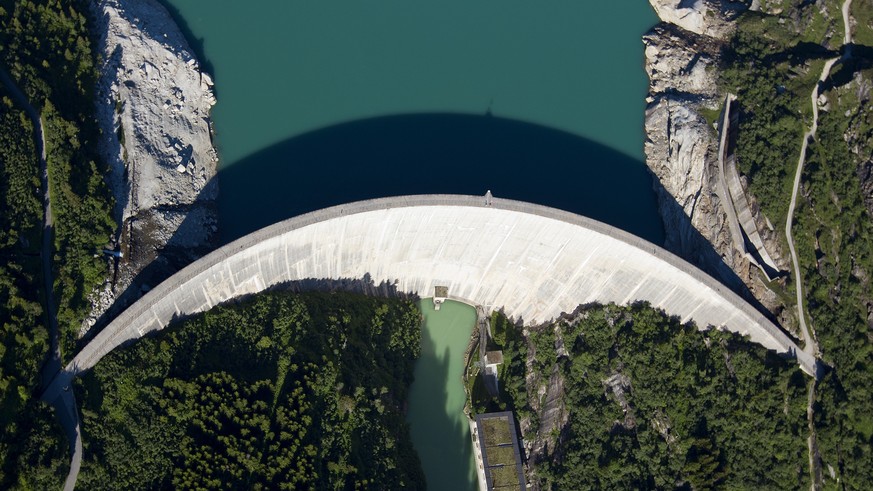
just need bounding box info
[44,195,817,400]
[717,94,781,279]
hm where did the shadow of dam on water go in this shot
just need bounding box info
[218,113,665,244]
[85,112,779,351]
[217,113,772,320]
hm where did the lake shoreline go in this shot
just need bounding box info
[84,0,220,337]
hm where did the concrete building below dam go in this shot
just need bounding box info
[44,194,818,400]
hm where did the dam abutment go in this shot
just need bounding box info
[43,195,819,402]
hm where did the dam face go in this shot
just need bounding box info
[45,195,817,399]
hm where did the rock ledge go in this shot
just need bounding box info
[644,0,790,324]
[84,0,219,334]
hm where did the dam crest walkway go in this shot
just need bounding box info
[44,194,819,402]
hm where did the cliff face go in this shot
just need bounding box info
[643,0,790,324]
[644,21,725,260]
[85,0,219,333]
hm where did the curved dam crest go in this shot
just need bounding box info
[44,195,818,400]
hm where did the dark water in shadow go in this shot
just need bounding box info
[218,113,665,244]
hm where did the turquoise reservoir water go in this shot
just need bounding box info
[159,1,662,243]
[408,300,478,490]
[162,1,656,167]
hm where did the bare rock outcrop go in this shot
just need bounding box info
[84,0,219,334]
[852,74,873,218]
[643,1,790,322]
[648,0,746,40]
[644,19,733,269]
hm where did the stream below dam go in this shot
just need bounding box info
[408,300,478,490]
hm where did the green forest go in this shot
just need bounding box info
[74,291,425,490]
[0,0,116,359]
[0,0,114,487]
[0,85,71,490]
[0,0,111,487]
[471,303,811,490]
[720,2,873,487]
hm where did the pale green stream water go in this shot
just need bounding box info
[409,300,478,490]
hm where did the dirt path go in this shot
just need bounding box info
[790,3,853,488]
[842,0,853,46]
[785,54,839,357]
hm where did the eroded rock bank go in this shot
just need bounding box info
[84,0,219,334]
[643,0,791,328]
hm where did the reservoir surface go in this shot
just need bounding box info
[159,2,659,488]
[159,0,662,243]
[408,300,478,490]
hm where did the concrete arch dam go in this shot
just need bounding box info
[44,195,818,400]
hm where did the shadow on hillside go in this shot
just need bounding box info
[826,43,873,91]
[761,41,838,66]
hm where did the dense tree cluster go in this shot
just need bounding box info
[0,89,43,424]
[0,87,72,489]
[0,0,113,486]
[75,291,425,490]
[474,303,810,490]
[720,3,873,487]
[0,0,115,356]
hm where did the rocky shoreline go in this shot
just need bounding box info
[643,0,793,329]
[79,0,797,337]
[83,0,219,335]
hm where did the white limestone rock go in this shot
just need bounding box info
[648,0,744,40]
[644,24,719,97]
[644,0,791,320]
[643,20,726,266]
[644,96,729,263]
[87,0,219,333]
[645,98,790,320]
[93,0,218,215]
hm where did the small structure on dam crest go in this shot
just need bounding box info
[44,194,821,402]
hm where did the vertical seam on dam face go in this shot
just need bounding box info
[43,194,818,400]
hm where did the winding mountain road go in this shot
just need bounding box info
[0,66,81,491]
[785,0,853,358]
[785,54,838,357]
[786,2,853,488]
[785,0,852,356]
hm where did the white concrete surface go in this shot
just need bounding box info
[469,418,488,491]
[44,195,818,401]
[718,94,781,278]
